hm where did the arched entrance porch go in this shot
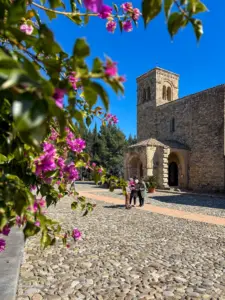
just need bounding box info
[168,152,180,187]
[128,156,143,179]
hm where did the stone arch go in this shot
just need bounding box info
[167,86,172,101]
[128,155,143,179]
[168,151,185,187]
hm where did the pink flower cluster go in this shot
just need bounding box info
[35,140,80,183]
[105,113,119,125]
[72,228,82,240]
[53,88,65,109]
[49,128,59,141]
[68,72,78,90]
[35,142,57,177]
[20,24,34,35]
[65,128,86,153]
[83,0,140,34]
[104,59,126,83]
[0,225,11,252]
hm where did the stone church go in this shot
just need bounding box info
[124,67,225,191]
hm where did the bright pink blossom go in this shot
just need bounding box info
[64,163,79,181]
[72,228,82,240]
[66,130,86,153]
[118,75,126,83]
[68,72,78,90]
[105,61,117,77]
[20,24,33,35]
[122,20,133,32]
[0,225,10,236]
[83,0,103,12]
[35,221,40,227]
[49,128,59,141]
[99,4,112,19]
[53,88,65,109]
[92,162,96,167]
[0,239,6,252]
[35,143,57,176]
[132,8,141,21]
[37,198,46,207]
[106,21,117,33]
[121,2,133,12]
[98,168,103,174]
[105,113,119,124]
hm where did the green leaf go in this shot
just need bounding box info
[191,18,203,41]
[86,116,92,127]
[69,15,83,25]
[41,230,52,248]
[119,20,123,32]
[167,12,184,37]
[0,154,7,164]
[91,82,109,111]
[73,38,90,59]
[71,201,78,210]
[187,0,208,15]
[142,0,162,27]
[75,160,86,168]
[113,3,118,12]
[49,0,63,8]
[164,0,173,18]
[7,0,26,23]
[92,58,103,74]
[83,85,98,108]
[45,10,57,20]
[23,221,40,239]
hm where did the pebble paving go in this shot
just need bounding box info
[17,183,225,300]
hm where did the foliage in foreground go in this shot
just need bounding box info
[0,0,207,251]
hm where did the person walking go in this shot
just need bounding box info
[139,177,147,207]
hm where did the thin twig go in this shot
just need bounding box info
[32,2,98,17]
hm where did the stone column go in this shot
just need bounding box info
[146,146,156,177]
[157,147,170,189]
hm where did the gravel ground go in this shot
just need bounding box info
[17,183,225,300]
[81,184,225,218]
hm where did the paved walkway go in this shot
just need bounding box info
[79,191,225,227]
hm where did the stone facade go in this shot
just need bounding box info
[125,67,225,192]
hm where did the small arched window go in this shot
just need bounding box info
[167,86,172,101]
[162,85,166,100]
[143,89,146,102]
[147,87,151,100]
[170,117,175,132]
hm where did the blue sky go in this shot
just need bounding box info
[45,0,225,137]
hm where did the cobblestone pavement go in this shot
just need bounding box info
[17,183,225,300]
[83,185,225,218]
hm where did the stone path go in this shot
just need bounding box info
[17,184,225,300]
[79,191,225,226]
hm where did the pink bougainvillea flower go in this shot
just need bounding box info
[98,168,103,174]
[121,2,133,12]
[20,24,34,35]
[99,4,112,19]
[72,228,82,240]
[37,198,46,207]
[118,75,126,83]
[92,162,96,167]
[35,221,40,227]
[83,0,103,12]
[53,88,65,109]
[132,8,141,21]
[105,113,119,124]
[0,225,10,236]
[122,20,133,32]
[64,163,79,181]
[106,20,117,33]
[68,72,78,90]
[105,61,117,77]
[0,239,6,252]
[49,128,59,141]
[66,130,86,153]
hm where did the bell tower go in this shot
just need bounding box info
[137,67,179,142]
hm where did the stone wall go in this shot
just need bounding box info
[154,85,225,191]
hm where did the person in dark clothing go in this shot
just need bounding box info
[139,178,147,207]
[130,179,139,207]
